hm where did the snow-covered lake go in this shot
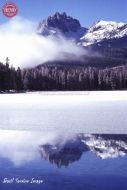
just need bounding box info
[0,91,127,133]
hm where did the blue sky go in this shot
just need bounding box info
[0,0,127,27]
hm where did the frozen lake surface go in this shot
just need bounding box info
[0,91,127,133]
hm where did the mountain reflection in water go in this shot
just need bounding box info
[39,134,127,167]
[0,131,126,167]
[0,131,127,190]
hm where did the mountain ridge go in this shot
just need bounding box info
[37,12,127,48]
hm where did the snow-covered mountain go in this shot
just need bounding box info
[38,12,127,48]
[80,20,127,47]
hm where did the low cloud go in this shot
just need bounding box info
[0,130,76,166]
[0,17,85,68]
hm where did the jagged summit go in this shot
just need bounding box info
[47,12,81,32]
[38,12,87,40]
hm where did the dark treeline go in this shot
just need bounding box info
[0,58,127,91]
[0,59,23,91]
[22,65,127,90]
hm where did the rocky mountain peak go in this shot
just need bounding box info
[38,12,87,39]
[44,12,81,32]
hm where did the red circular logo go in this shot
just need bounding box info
[2,2,18,18]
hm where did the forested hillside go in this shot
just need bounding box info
[0,58,127,91]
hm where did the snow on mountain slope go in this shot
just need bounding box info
[37,12,127,48]
[80,20,127,46]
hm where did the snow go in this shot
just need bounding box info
[0,91,127,133]
[92,20,125,29]
[80,20,127,46]
[82,134,127,159]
